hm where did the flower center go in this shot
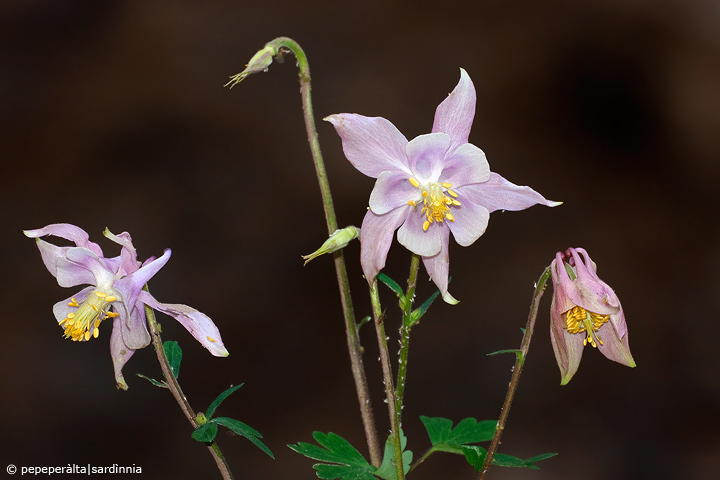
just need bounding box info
[565,305,610,348]
[59,291,120,342]
[407,177,461,231]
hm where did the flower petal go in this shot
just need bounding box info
[113,249,171,310]
[397,209,444,257]
[360,208,407,284]
[440,142,490,187]
[104,229,140,276]
[138,291,229,357]
[24,223,103,257]
[550,298,586,385]
[421,228,458,304]
[459,173,561,213]
[369,171,419,215]
[119,305,151,350]
[432,68,476,152]
[597,309,636,368]
[60,247,114,288]
[52,287,93,323]
[405,132,451,182]
[446,194,490,247]
[110,315,136,390]
[325,114,410,178]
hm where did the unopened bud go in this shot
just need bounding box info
[225,44,278,88]
[302,226,360,266]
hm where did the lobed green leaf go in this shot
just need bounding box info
[288,432,376,480]
[191,422,218,443]
[375,430,412,480]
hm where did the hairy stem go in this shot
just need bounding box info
[263,36,381,466]
[395,254,421,414]
[478,266,552,480]
[370,280,403,479]
[144,300,233,480]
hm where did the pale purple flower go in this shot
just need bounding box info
[24,223,228,390]
[326,69,560,303]
[550,247,636,385]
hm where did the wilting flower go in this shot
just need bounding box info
[326,69,559,303]
[25,223,228,390]
[550,247,636,385]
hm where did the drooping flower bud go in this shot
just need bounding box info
[549,247,636,385]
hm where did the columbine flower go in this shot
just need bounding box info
[550,247,636,385]
[326,69,560,304]
[24,223,228,390]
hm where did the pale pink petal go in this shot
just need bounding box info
[369,171,419,215]
[432,68,476,152]
[440,143,490,187]
[597,312,636,368]
[110,315,137,390]
[459,173,561,213]
[60,247,115,289]
[52,287,93,323]
[139,290,229,357]
[397,209,444,257]
[550,297,586,385]
[446,195,490,247]
[325,114,410,178]
[421,228,458,304]
[405,133,451,182]
[24,223,103,257]
[360,208,407,283]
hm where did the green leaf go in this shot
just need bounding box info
[206,384,244,419]
[420,416,497,447]
[375,430,413,480]
[486,349,523,362]
[409,290,440,326]
[135,373,167,388]
[377,273,405,302]
[214,417,274,459]
[191,422,218,443]
[288,431,376,480]
[491,453,529,468]
[163,341,182,379]
[523,452,558,464]
[459,445,487,470]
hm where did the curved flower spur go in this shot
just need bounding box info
[326,68,560,303]
[24,223,228,390]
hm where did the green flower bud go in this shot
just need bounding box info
[302,226,360,266]
[225,44,278,88]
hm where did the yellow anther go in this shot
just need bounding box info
[95,292,107,297]
[84,331,91,341]
[452,199,461,206]
[106,311,119,318]
[447,189,458,198]
[93,327,99,338]
[91,305,98,312]
[104,296,117,302]
[446,212,455,222]
[407,177,460,232]
[67,312,75,319]
[94,319,102,328]
[409,177,420,188]
[408,200,416,207]
[207,336,217,343]
[68,298,80,307]
[422,191,427,197]
[565,306,609,348]
[423,220,430,231]
[441,182,453,188]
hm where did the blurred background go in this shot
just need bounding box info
[1,0,718,479]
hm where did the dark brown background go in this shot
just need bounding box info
[2,0,718,479]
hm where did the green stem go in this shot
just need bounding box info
[478,266,552,480]
[369,280,403,480]
[263,37,381,467]
[144,296,233,480]
[395,254,421,412]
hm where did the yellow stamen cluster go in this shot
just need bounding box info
[407,177,461,231]
[59,291,119,342]
[565,305,610,348]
